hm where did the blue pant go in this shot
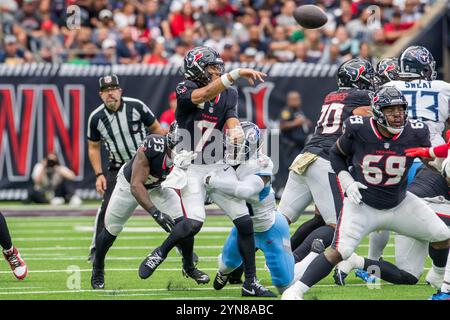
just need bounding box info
[221,212,294,288]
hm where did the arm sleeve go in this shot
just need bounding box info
[176,80,198,111]
[224,88,239,120]
[86,115,101,142]
[137,101,156,127]
[209,173,265,202]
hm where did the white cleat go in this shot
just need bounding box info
[281,283,304,300]
[425,267,443,289]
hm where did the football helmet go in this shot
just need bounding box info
[398,46,437,81]
[336,58,376,90]
[371,86,408,134]
[224,121,262,166]
[376,57,400,84]
[182,46,225,87]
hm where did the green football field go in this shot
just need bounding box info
[0,214,438,300]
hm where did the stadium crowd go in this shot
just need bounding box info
[0,0,434,65]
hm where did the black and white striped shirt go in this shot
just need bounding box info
[87,97,156,167]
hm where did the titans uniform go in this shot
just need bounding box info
[279,88,371,224]
[104,135,183,236]
[217,156,295,290]
[331,116,450,260]
[391,167,450,279]
[173,80,248,222]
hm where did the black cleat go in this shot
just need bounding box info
[242,278,277,297]
[182,267,210,284]
[213,271,230,290]
[139,248,165,279]
[333,268,348,286]
[228,265,243,284]
[311,238,325,254]
[91,268,105,289]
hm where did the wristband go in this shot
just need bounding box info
[229,68,241,81]
[95,172,104,178]
[220,74,233,88]
[148,206,159,216]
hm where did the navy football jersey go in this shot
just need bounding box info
[337,116,430,209]
[123,134,171,189]
[303,88,372,160]
[175,80,239,164]
[408,166,450,201]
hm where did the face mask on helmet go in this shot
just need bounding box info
[371,87,408,134]
[399,46,437,81]
[166,121,180,151]
[224,122,262,166]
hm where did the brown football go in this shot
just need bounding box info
[293,5,328,29]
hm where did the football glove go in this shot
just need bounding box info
[148,208,175,233]
[174,150,197,169]
[345,181,368,205]
[405,147,431,158]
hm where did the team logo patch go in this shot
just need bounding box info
[185,51,203,68]
[414,48,431,65]
[176,85,187,95]
[344,65,365,81]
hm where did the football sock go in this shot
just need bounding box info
[159,218,202,258]
[300,252,335,287]
[93,228,117,270]
[368,230,390,260]
[293,225,334,262]
[0,212,12,250]
[363,258,418,285]
[233,215,256,283]
[441,251,450,293]
[290,214,325,251]
[294,251,319,282]
[429,245,449,268]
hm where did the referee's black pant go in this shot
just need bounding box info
[89,165,121,253]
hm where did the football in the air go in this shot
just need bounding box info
[293,5,328,29]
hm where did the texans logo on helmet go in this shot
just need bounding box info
[344,65,365,81]
[384,64,395,73]
[373,95,380,103]
[186,51,203,68]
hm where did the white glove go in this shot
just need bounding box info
[173,150,197,169]
[338,171,367,205]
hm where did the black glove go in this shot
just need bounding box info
[148,207,175,233]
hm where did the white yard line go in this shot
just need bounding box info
[18,245,225,251]
[12,235,227,241]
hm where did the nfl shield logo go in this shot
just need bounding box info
[209,107,214,113]
[104,76,112,83]
[384,143,390,149]
[133,124,139,131]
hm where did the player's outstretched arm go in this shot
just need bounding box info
[190,68,266,105]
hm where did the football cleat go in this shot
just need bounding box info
[242,278,277,297]
[429,290,450,300]
[213,271,230,290]
[333,268,348,286]
[281,282,304,300]
[228,264,244,284]
[139,248,165,279]
[311,238,325,254]
[91,268,105,289]
[355,269,377,284]
[3,247,28,280]
[425,267,443,289]
[182,267,210,284]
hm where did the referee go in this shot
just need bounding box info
[87,74,165,261]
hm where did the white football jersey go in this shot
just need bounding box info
[385,80,450,146]
[235,155,276,233]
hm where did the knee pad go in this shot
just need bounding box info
[106,223,123,237]
[399,270,419,285]
[233,215,254,236]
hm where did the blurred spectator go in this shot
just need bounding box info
[402,0,423,23]
[334,25,359,60]
[240,25,269,59]
[199,0,228,34]
[37,19,65,63]
[358,42,374,64]
[27,153,82,206]
[319,39,344,65]
[275,0,297,27]
[346,7,375,42]
[169,1,195,38]
[383,10,419,44]
[143,37,168,64]
[114,1,137,28]
[203,25,231,54]
[168,41,189,65]
[116,26,146,64]
[270,25,294,62]
[0,35,32,65]
[91,38,118,65]
[304,29,324,63]
[159,92,177,129]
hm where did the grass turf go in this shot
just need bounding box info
[0,214,438,300]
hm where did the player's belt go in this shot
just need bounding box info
[289,152,319,175]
